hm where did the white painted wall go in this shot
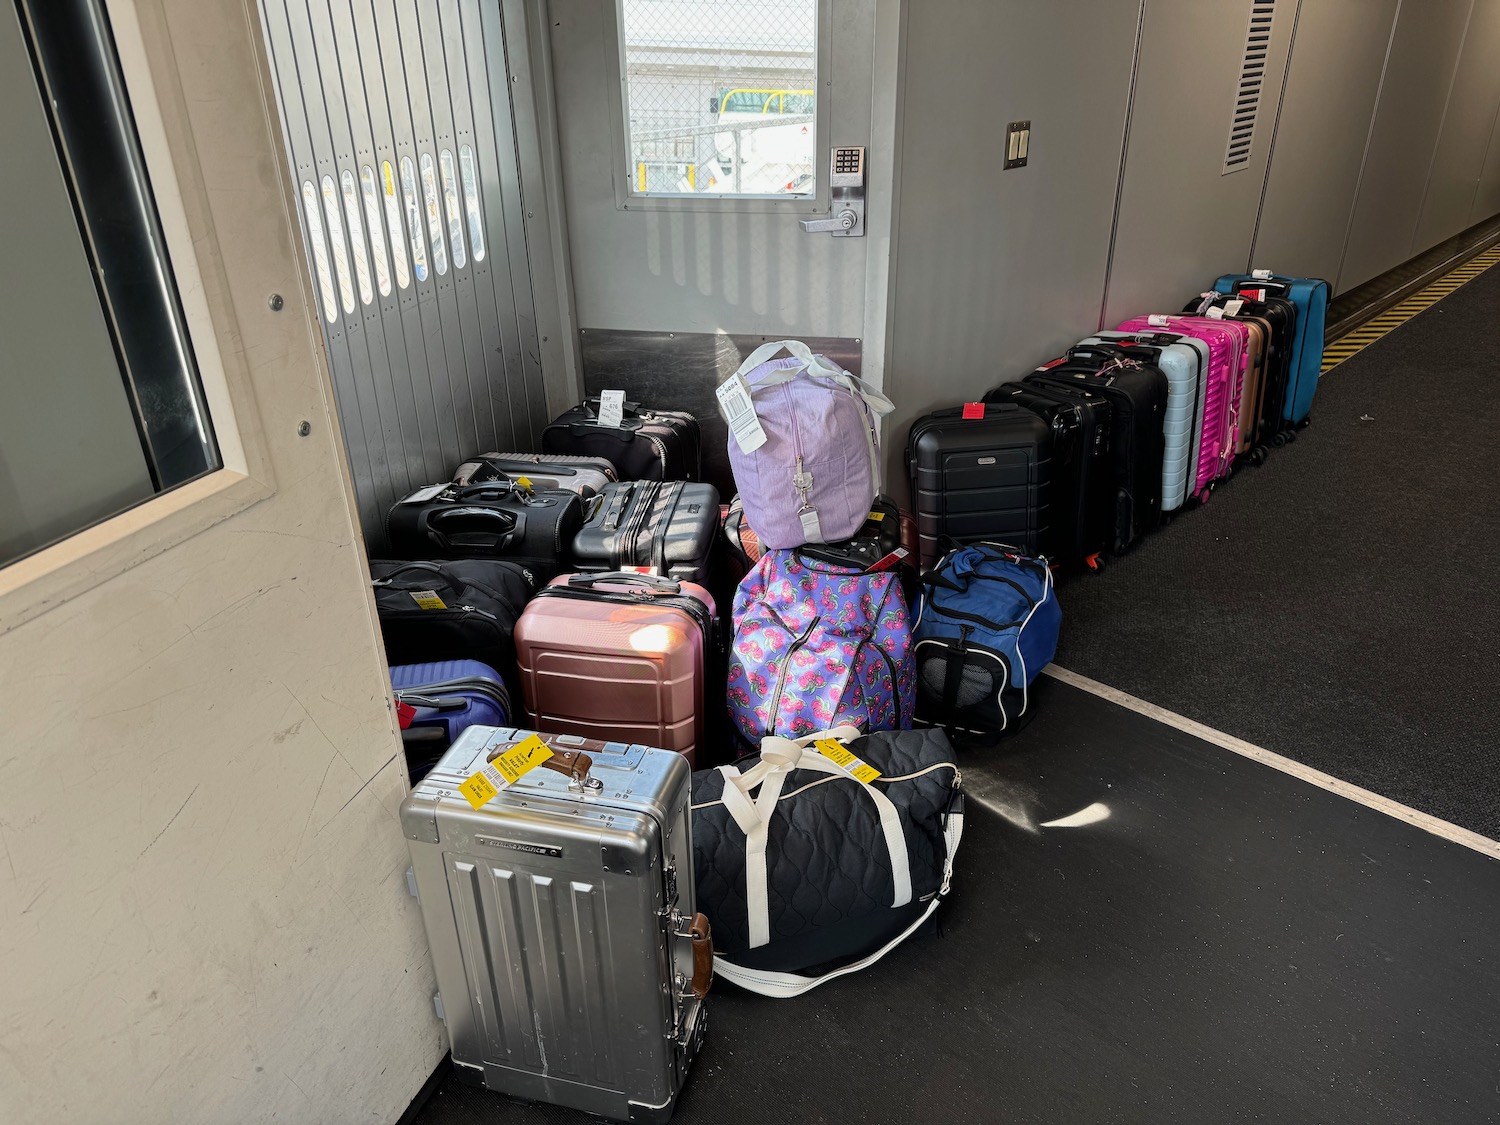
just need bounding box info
[0,0,443,1120]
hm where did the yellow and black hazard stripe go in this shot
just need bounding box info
[1322,241,1500,373]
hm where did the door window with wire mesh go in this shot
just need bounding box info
[619,0,818,197]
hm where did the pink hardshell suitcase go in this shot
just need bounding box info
[1118,314,1247,501]
[513,572,716,765]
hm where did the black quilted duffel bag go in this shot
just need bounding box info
[691,726,964,997]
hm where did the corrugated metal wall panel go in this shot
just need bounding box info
[260,0,546,549]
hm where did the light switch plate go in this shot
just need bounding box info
[1005,120,1030,170]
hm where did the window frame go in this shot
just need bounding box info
[603,0,833,215]
[0,0,274,635]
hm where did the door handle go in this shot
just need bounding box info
[800,208,859,235]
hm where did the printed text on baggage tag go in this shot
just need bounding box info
[459,734,554,809]
[1224,298,1244,316]
[962,402,985,420]
[716,374,768,454]
[815,738,881,784]
[598,389,626,429]
[409,589,448,610]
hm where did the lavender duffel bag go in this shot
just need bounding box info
[717,341,894,549]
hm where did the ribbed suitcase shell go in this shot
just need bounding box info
[514,574,715,764]
[982,380,1111,569]
[402,727,704,1122]
[1028,352,1168,555]
[1117,316,1245,500]
[570,481,720,586]
[1080,331,1206,514]
[907,404,1052,569]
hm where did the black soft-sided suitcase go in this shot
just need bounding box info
[1035,346,1169,554]
[570,480,720,585]
[386,482,583,579]
[906,404,1052,569]
[983,380,1111,571]
[541,398,702,482]
[370,559,536,682]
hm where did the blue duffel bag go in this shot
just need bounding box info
[911,542,1061,738]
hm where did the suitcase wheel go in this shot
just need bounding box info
[1084,552,1104,574]
[1272,431,1289,449]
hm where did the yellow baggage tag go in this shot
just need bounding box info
[515,475,534,494]
[865,509,886,522]
[815,738,881,785]
[459,734,554,809]
[409,589,447,610]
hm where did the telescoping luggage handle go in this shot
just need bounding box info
[710,724,963,999]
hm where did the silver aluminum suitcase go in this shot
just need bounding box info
[401,726,711,1122]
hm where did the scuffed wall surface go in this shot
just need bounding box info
[0,0,443,1120]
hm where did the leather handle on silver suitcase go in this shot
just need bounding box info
[488,745,595,786]
[688,913,713,999]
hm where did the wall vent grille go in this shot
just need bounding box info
[1223,1,1276,174]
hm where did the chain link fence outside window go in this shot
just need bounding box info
[620,0,817,195]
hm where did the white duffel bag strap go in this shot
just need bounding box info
[729,340,895,417]
[714,800,965,999]
[714,725,911,951]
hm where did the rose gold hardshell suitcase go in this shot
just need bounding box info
[513,573,716,765]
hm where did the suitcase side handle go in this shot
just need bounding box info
[689,913,713,999]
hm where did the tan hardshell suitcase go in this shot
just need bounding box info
[402,726,711,1121]
[513,573,716,765]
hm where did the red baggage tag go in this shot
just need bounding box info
[396,701,416,729]
[961,402,985,420]
[865,547,909,573]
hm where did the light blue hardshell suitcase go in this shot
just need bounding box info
[1214,270,1329,425]
[1078,331,1207,514]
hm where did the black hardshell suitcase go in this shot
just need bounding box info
[1186,291,1298,449]
[369,559,536,680]
[982,380,1111,571]
[1037,345,1169,554]
[906,404,1052,570]
[570,479,721,585]
[386,481,584,580]
[541,398,702,482]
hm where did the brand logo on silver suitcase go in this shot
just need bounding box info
[475,834,562,858]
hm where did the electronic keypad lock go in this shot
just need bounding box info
[800,146,865,237]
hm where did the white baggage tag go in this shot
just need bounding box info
[403,483,447,504]
[1205,306,1225,319]
[1224,298,1245,316]
[1252,269,1274,279]
[1148,314,1171,327]
[716,374,768,454]
[597,389,626,429]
